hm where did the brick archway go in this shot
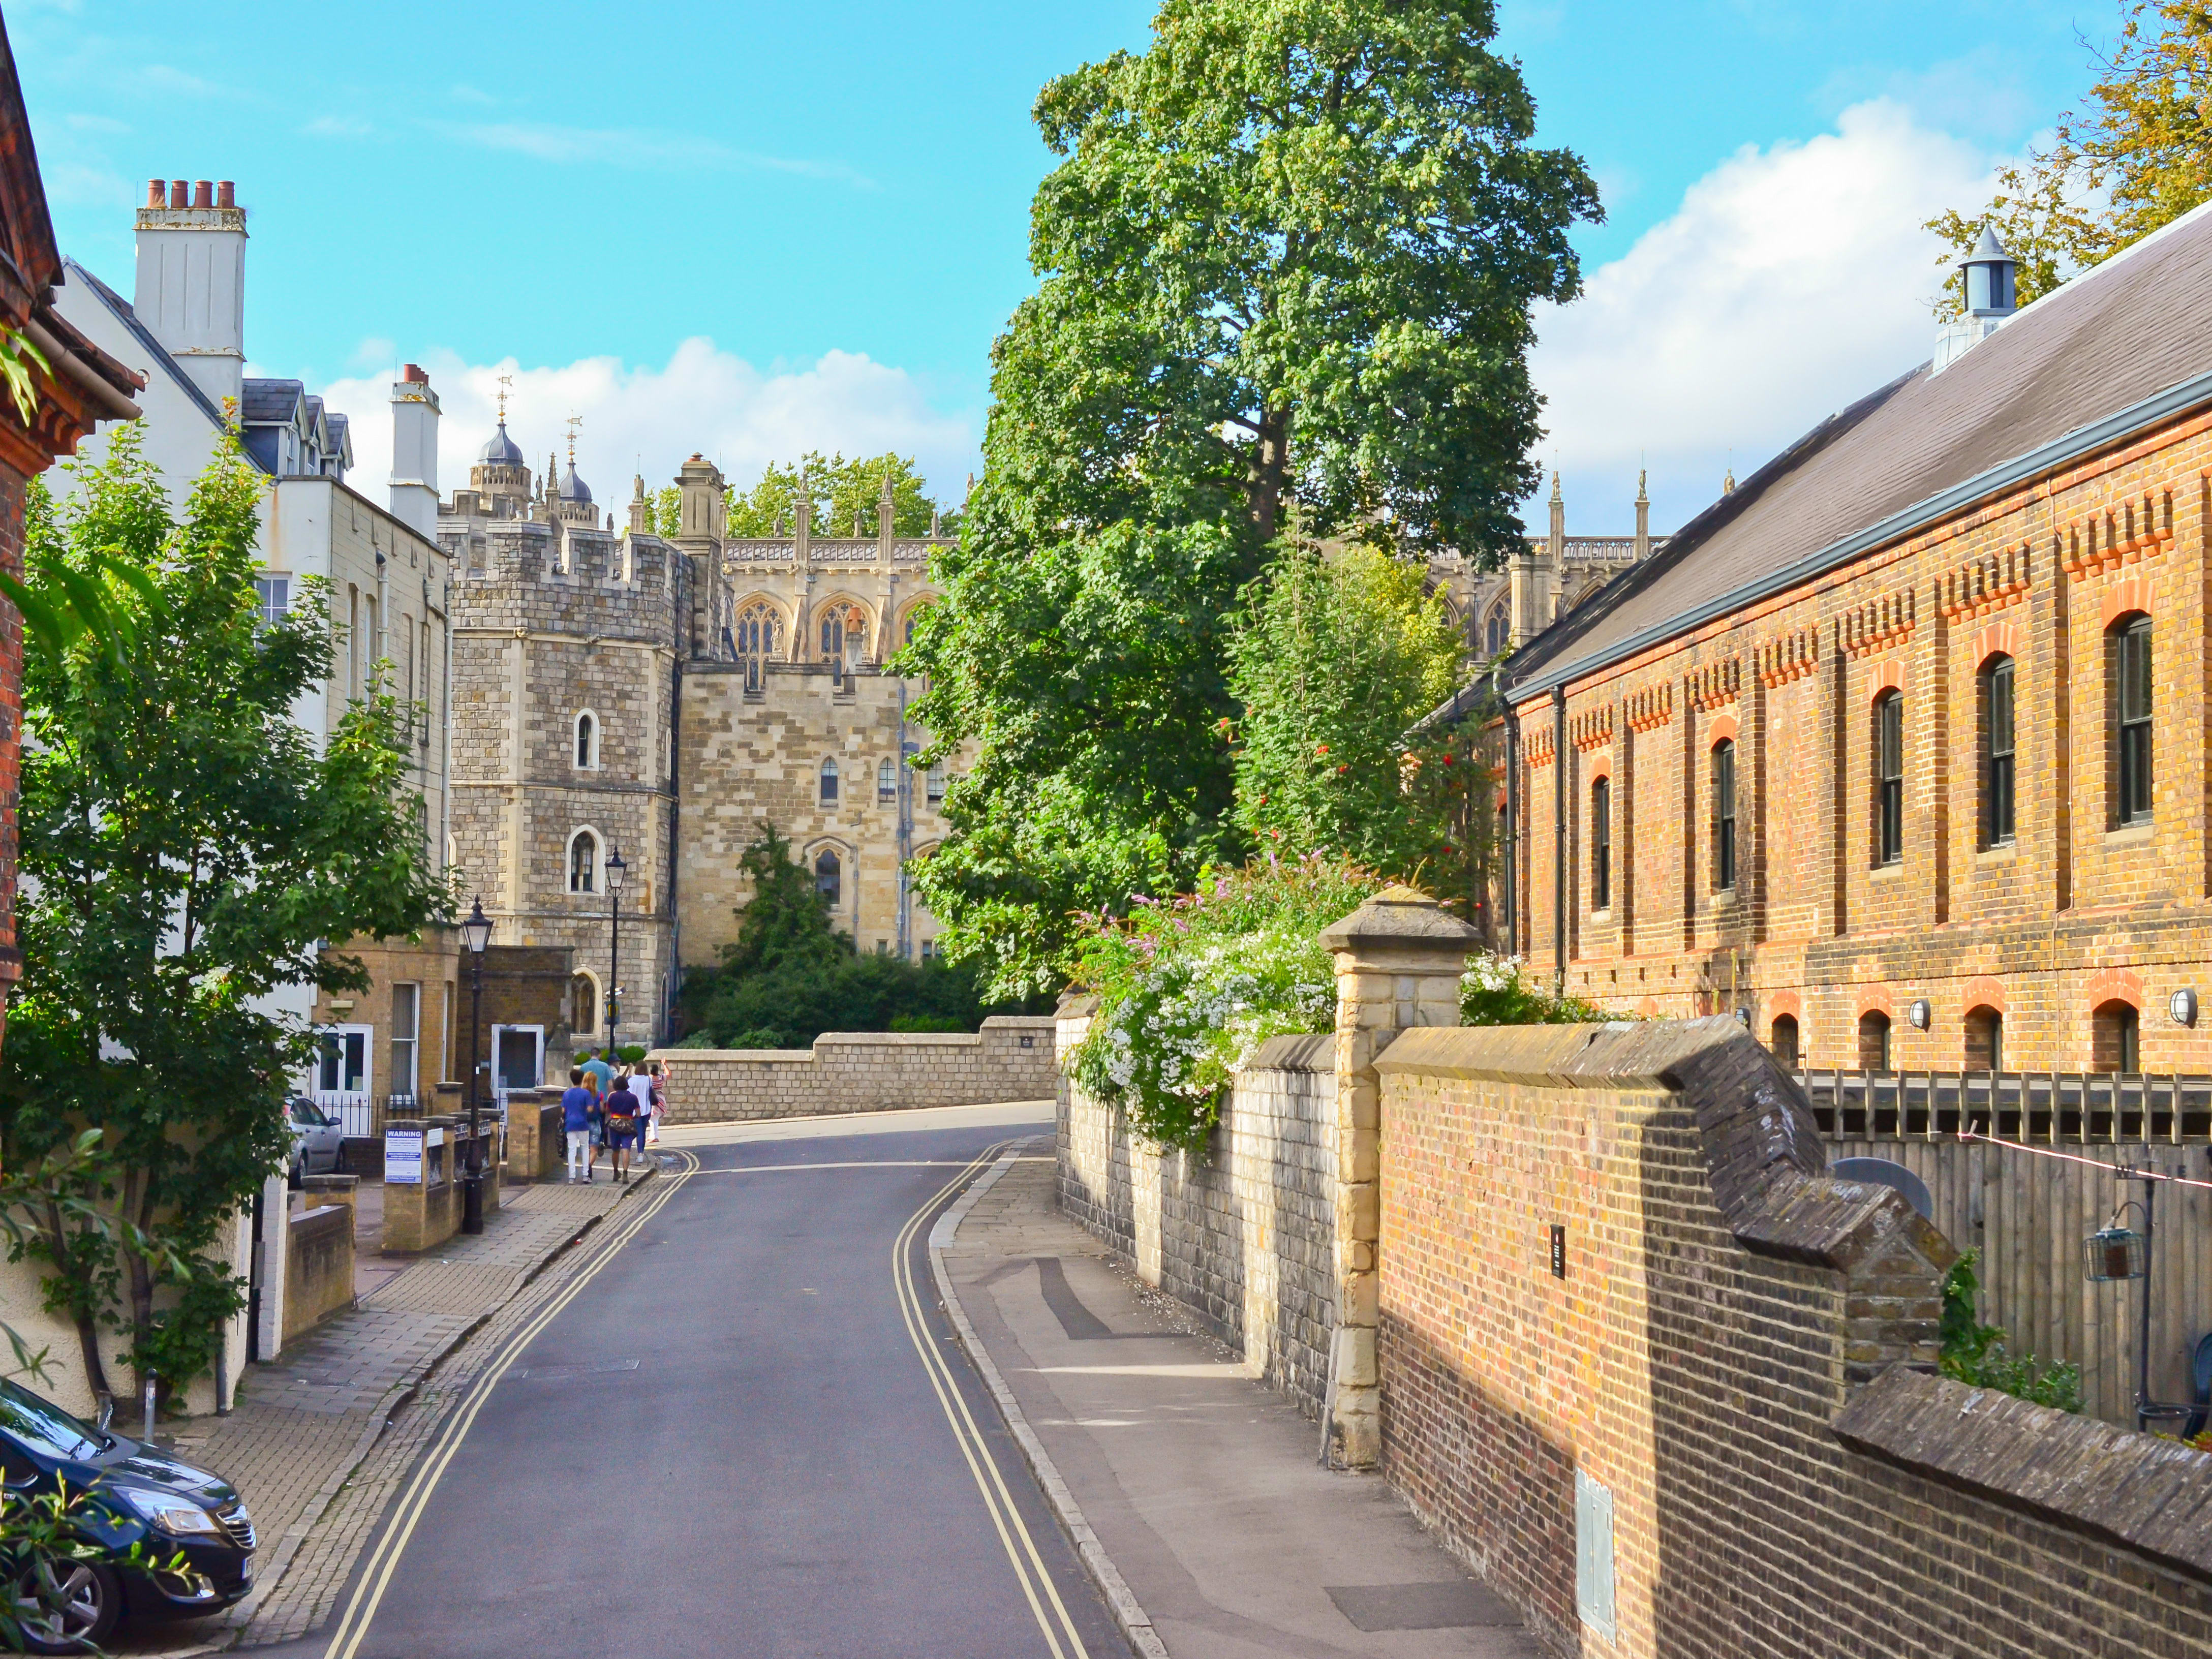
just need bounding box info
[1856,987,1894,1019]
[1766,989,1802,1021]
[2099,576,2154,630]
[2085,966,2143,1009]
[1960,975,2007,1015]
[1707,713,1738,747]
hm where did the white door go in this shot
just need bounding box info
[314,1024,375,1137]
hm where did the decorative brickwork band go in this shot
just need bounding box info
[1317,886,1478,1469]
[2061,486,2173,580]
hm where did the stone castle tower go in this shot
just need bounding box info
[440,427,959,1053]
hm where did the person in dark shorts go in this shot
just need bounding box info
[605,1067,641,1182]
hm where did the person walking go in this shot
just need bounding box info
[644,1060,665,1147]
[605,1066,641,1183]
[580,1047,615,1099]
[560,1067,595,1184]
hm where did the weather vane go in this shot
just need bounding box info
[495,372,513,422]
[566,411,582,467]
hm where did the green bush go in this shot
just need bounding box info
[1939,1248,2083,1412]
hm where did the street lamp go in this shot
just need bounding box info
[459,897,493,1236]
[605,845,627,1064]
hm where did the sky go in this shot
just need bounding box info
[11,0,2123,536]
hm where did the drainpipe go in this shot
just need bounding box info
[1503,699,1521,958]
[1553,686,1568,991]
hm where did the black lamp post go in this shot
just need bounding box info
[459,897,493,1235]
[605,845,627,1063]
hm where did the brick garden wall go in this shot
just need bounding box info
[1373,1017,2212,1658]
[651,1015,1056,1123]
[1057,1015,1340,1418]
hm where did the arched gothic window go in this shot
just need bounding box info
[574,710,598,770]
[568,828,600,895]
[570,973,599,1036]
[819,601,868,673]
[1484,601,1510,658]
[819,757,840,806]
[815,849,842,908]
[734,601,784,692]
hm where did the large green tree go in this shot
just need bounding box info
[907,0,1594,995]
[0,427,447,1405]
[723,452,956,539]
[1929,2,2212,308]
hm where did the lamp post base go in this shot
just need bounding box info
[461,1172,485,1235]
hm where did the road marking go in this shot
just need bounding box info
[684,1159,981,1172]
[318,1152,699,1659]
[893,1146,1092,1659]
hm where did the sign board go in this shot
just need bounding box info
[425,1126,445,1148]
[385,1127,424,1185]
[1549,1224,1568,1280]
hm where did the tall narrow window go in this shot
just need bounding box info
[1770,1014,1799,1070]
[878,758,897,803]
[574,711,597,770]
[819,758,840,805]
[389,983,420,1099]
[570,973,598,1038]
[815,849,842,908]
[1857,1010,1892,1071]
[1711,740,1736,892]
[1981,658,2015,846]
[926,762,946,804]
[254,575,290,629]
[2114,614,2153,824]
[1589,777,1611,911]
[2094,1000,2140,1072]
[1875,691,1903,866]
[568,830,598,894]
[1965,1006,2003,1073]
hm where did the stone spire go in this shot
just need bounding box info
[1634,468,1650,562]
[628,473,651,535]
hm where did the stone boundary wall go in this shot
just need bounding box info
[652,1015,1056,1123]
[1372,1017,2212,1659]
[282,1202,354,1343]
[1058,1013,1339,1418]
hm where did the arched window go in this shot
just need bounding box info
[2093,999,2140,1073]
[1769,1013,1800,1070]
[1964,1005,2002,1073]
[819,757,840,805]
[1857,1009,1891,1072]
[1484,601,1510,658]
[814,848,842,908]
[568,828,599,895]
[570,973,599,1036]
[878,758,897,803]
[734,601,784,692]
[1979,657,2014,847]
[574,710,598,770]
[1873,690,1903,866]
[819,601,868,673]
[1710,739,1736,892]
[2111,613,2153,824]
[1589,777,1611,911]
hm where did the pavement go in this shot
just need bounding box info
[108,1166,661,1654]
[937,1138,1540,1659]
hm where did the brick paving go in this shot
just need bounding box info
[107,1166,662,1654]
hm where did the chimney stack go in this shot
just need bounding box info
[388,364,441,538]
[135,176,247,413]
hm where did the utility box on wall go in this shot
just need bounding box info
[1576,1468,1616,1642]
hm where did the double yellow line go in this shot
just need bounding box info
[319,1152,699,1659]
[892,1144,1091,1659]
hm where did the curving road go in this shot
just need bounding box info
[286,1104,1125,1659]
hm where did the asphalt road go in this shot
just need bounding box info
[292,1111,1126,1659]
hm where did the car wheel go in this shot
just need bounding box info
[9,1556,119,1653]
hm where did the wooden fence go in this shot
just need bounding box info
[1800,1070,2211,1428]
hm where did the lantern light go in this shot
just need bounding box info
[2170,988,2197,1028]
[1908,998,1931,1031]
[459,897,493,957]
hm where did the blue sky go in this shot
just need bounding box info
[13,0,2117,532]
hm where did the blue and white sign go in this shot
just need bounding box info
[384,1126,424,1185]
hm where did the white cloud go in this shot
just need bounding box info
[1528,99,2003,535]
[315,340,979,514]
[434,122,873,187]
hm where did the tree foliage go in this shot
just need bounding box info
[908,0,1592,997]
[723,451,957,539]
[0,427,448,1405]
[1928,2,2212,311]
[1938,1248,2084,1412]
[1226,545,1465,874]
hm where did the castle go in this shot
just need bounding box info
[440,418,955,1055]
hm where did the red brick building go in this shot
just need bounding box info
[1480,204,2212,1074]
[0,22,145,1040]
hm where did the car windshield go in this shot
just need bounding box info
[290,1099,329,1127]
[0,1379,105,1460]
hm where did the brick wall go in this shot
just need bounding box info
[1499,412,2212,1075]
[1373,1017,2212,1658]
[1057,1017,1340,1418]
[651,1015,1056,1123]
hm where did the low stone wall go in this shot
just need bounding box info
[382,1117,501,1253]
[1372,1018,2212,1659]
[282,1200,354,1342]
[651,1016,1057,1123]
[1058,1015,1339,1417]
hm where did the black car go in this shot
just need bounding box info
[0,1378,255,1652]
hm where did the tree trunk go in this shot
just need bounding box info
[1247,408,1292,543]
[43,1196,111,1407]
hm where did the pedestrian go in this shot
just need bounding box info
[560,1067,595,1183]
[644,1059,665,1146]
[580,1047,615,1099]
[605,1066,641,1183]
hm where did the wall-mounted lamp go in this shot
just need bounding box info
[1907,998,1931,1030]
[2170,988,2198,1028]
[1735,1006,1751,1027]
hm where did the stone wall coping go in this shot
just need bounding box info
[1241,1032,1334,1072]
[288,1204,349,1243]
[1317,885,1481,954]
[655,1015,1056,1066]
[1835,1367,2212,1579]
[651,1048,819,1063]
[1056,992,1099,1017]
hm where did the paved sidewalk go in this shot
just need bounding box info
[117,1170,660,1654]
[937,1141,1538,1659]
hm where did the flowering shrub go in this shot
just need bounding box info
[1067,856,1623,1150]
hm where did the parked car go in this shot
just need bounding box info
[0,1378,255,1651]
[286,1095,342,1183]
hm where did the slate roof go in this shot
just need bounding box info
[240,379,304,425]
[1501,197,2212,705]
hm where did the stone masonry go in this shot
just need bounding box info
[652,1015,1056,1123]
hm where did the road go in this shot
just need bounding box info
[284,1105,1127,1659]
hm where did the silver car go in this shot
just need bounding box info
[286,1096,343,1181]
